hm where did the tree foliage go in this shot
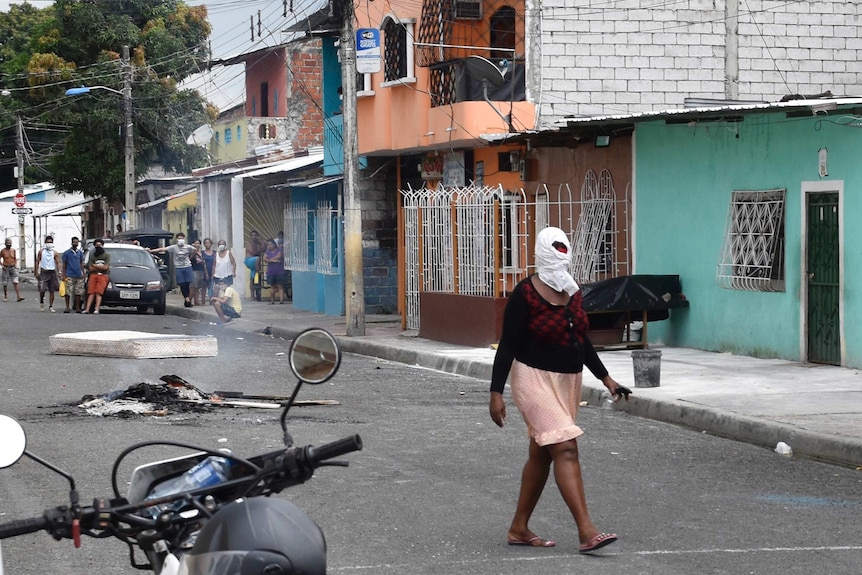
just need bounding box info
[0,0,213,201]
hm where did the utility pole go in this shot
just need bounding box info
[122,45,136,229]
[15,116,25,268]
[340,0,365,336]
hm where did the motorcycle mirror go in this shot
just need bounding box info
[0,414,27,468]
[288,328,341,385]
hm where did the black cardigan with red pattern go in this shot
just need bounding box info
[490,276,609,394]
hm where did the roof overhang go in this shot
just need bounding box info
[32,196,97,218]
[235,152,324,180]
[481,97,862,148]
[138,187,197,210]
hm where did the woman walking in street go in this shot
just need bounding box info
[489,226,631,552]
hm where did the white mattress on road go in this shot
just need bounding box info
[50,330,218,358]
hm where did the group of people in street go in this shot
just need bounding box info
[0,229,282,321]
[150,230,284,325]
[0,235,111,314]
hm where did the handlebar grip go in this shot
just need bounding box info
[0,515,51,539]
[308,434,363,465]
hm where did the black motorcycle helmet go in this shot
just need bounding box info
[181,498,326,575]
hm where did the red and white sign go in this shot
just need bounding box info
[13,193,26,207]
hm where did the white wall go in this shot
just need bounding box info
[533,0,862,126]
[1,203,84,270]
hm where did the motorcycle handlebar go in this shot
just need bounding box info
[0,435,363,542]
[0,515,51,540]
[306,434,363,466]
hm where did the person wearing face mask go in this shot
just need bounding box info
[212,240,237,289]
[35,236,62,312]
[82,238,111,314]
[0,238,24,302]
[61,237,86,313]
[148,232,198,307]
[489,227,632,553]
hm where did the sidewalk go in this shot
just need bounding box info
[169,292,862,469]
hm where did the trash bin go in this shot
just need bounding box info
[631,348,661,387]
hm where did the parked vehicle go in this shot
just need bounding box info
[0,328,361,575]
[85,242,167,315]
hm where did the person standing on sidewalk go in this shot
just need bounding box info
[0,238,24,302]
[35,236,62,312]
[148,233,197,308]
[61,237,85,313]
[244,230,265,300]
[82,238,110,314]
[212,240,236,287]
[263,238,286,304]
[190,239,208,305]
[201,238,216,298]
[489,226,631,553]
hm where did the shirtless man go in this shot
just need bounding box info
[0,238,24,302]
[244,230,265,298]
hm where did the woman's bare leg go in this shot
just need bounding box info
[546,439,601,545]
[508,438,553,541]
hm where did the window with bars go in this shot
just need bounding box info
[315,201,341,275]
[717,189,786,292]
[382,17,415,85]
[284,203,313,272]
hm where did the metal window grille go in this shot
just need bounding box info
[570,169,618,283]
[429,64,457,107]
[717,189,786,292]
[384,18,408,82]
[283,202,313,272]
[315,200,341,275]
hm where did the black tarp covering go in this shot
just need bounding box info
[581,275,689,329]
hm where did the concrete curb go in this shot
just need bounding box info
[613,393,862,469]
[168,304,862,469]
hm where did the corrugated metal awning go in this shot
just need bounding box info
[32,196,97,218]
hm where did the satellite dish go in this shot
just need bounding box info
[186,124,214,147]
[465,55,505,88]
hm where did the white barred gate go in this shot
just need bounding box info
[401,175,630,331]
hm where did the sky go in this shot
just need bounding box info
[0,0,323,111]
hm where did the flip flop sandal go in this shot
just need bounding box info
[579,532,618,553]
[507,536,556,548]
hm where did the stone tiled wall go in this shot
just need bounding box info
[533,0,862,125]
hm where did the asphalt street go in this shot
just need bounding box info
[0,288,861,575]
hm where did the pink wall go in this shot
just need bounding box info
[244,50,288,118]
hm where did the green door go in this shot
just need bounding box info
[806,192,840,364]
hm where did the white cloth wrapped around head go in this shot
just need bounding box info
[535,227,579,296]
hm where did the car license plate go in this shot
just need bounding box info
[120,290,140,300]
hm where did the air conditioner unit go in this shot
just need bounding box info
[454,0,482,20]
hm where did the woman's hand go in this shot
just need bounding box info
[602,375,632,402]
[489,392,507,427]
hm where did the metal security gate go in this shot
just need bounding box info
[806,192,840,364]
[401,175,630,331]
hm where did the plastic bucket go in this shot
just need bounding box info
[631,349,661,388]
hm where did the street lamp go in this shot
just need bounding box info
[64,46,135,229]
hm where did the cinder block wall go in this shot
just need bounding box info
[357,159,398,314]
[533,0,862,125]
